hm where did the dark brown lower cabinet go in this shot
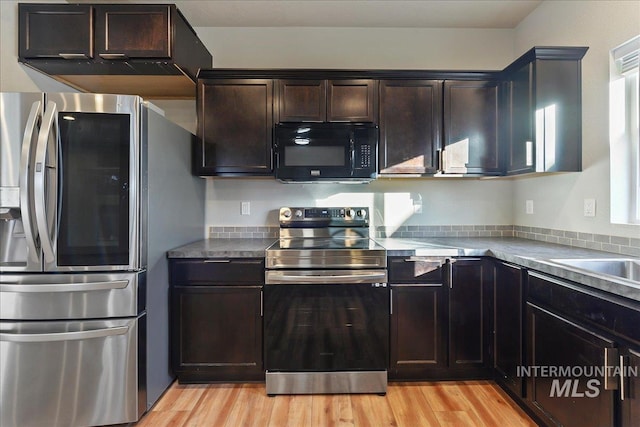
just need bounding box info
[526,303,615,427]
[390,283,446,379]
[388,257,492,380]
[449,258,493,376]
[621,348,640,427]
[525,271,640,427]
[493,261,524,397]
[171,286,263,382]
[169,258,265,383]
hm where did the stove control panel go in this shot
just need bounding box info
[279,207,369,226]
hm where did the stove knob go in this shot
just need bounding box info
[357,209,367,219]
[346,209,356,219]
[281,208,292,219]
[294,209,304,218]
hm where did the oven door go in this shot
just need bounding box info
[264,270,389,372]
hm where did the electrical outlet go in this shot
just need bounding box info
[413,199,423,214]
[584,199,596,217]
[241,201,250,215]
[525,200,534,215]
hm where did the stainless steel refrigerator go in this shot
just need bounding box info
[0,92,204,427]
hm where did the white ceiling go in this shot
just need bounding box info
[78,0,544,29]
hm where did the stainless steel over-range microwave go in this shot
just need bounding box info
[274,122,378,183]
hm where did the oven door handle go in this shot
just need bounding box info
[266,270,387,284]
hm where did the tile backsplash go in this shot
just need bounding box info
[513,226,640,257]
[208,225,640,257]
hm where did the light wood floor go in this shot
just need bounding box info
[136,380,538,426]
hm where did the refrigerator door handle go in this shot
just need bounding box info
[0,280,129,293]
[0,326,129,343]
[33,101,57,264]
[19,100,42,264]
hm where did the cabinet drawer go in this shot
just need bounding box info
[528,272,640,345]
[170,258,265,285]
[388,257,445,283]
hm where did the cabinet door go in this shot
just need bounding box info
[171,286,263,382]
[449,258,491,370]
[494,261,524,397]
[505,62,534,175]
[196,79,273,175]
[277,79,327,122]
[18,4,93,59]
[621,348,640,427]
[534,59,583,172]
[379,80,442,174]
[94,5,171,59]
[443,81,500,175]
[327,79,377,122]
[526,303,615,427]
[390,284,447,379]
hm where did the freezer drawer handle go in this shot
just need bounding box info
[0,280,129,293]
[0,325,129,343]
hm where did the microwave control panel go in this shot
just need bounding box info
[358,144,372,169]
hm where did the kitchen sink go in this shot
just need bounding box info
[549,258,640,282]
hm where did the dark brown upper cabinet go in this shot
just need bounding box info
[18,3,212,98]
[277,80,326,122]
[379,80,442,174]
[502,47,588,175]
[277,79,377,123]
[19,4,93,59]
[94,5,171,59]
[443,80,501,176]
[195,78,274,176]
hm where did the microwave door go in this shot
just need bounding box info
[43,93,140,272]
[0,93,45,273]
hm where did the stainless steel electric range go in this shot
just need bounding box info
[264,207,388,395]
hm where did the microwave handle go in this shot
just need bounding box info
[349,133,355,175]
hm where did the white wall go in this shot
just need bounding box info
[0,1,76,92]
[512,0,640,237]
[207,178,514,228]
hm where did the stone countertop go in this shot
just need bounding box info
[167,237,640,302]
[377,237,640,302]
[167,238,276,258]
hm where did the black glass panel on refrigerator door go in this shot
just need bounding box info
[57,112,130,266]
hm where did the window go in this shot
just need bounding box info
[610,35,640,225]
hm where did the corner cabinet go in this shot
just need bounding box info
[502,47,588,175]
[277,79,377,123]
[195,78,274,176]
[18,3,212,98]
[379,80,442,174]
[169,258,265,382]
